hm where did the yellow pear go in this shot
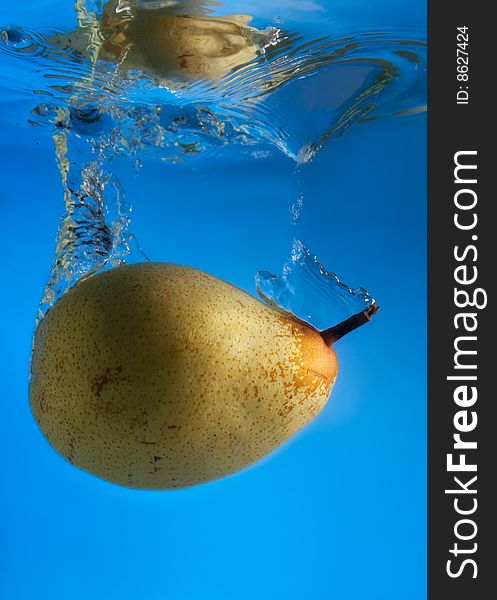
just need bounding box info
[51,2,262,82]
[29,262,377,489]
[97,1,260,81]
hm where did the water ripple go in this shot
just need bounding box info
[1,26,45,56]
[1,7,426,161]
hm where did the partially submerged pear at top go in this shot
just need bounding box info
[29,262,377,490]
[61,0,264,82]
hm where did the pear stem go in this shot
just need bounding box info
[321,304,379,346]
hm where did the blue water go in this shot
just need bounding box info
[0,1,426,599]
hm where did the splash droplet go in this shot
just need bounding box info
[256,239,375,330]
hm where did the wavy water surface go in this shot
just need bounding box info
[0,0,425,322]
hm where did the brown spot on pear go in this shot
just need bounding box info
[29,262,377,489]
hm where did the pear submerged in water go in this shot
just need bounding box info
[29,263,377,489]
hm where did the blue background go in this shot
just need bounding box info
[0,1,426,599]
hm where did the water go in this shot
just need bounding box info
[2,0,424,327]
[0,1,427,599]
[256,239,375,329]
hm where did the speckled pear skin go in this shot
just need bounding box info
[29,263,337,490]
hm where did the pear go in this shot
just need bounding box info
[51,2,261,82]
[29,262,377,489]
[97,1,260,81]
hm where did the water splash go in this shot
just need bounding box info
[0,0,419,320]
[256,239,375,331]
[1,3,426,162]
[36,111,148,323]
